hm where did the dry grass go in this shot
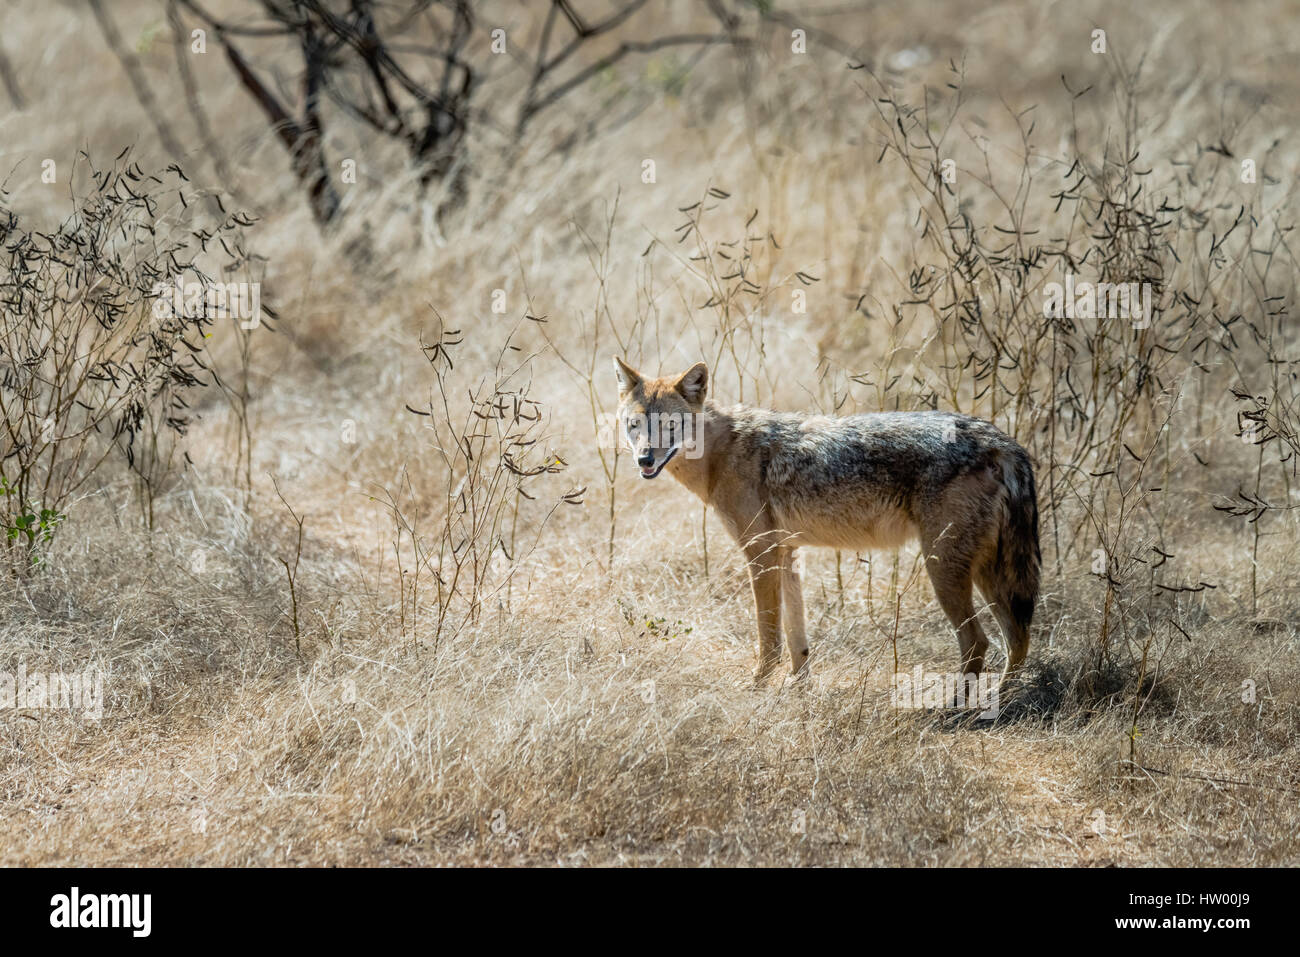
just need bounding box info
[1,0,1298,866]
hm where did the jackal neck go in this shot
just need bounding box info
[666,400,732,504]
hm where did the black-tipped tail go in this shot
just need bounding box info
[1000,447,1041,632]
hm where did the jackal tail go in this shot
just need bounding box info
[996,447,1040,663]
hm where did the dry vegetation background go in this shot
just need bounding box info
[1,0,1298,865]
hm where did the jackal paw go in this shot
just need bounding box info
[782,667,810,689]
[752,662,780,687]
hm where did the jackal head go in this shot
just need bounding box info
[613,357,708,479]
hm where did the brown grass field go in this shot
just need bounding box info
[1,0,1298,866]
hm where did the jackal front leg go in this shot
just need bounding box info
[780,547,809,677]
[744,539,783,683]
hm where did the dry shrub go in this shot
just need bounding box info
[0,152,259,558]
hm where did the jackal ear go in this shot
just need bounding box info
[675,362,708,405]
[613,356,642,394]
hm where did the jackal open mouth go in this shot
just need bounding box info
[640,446,678,478]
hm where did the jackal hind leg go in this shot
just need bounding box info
[976,573,1032,710]
[923,543,988,681]
[972,559,1031,671]
[983,597,1029,674]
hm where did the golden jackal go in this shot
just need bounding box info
[614,357,1040,684]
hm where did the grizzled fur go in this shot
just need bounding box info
[614,357,1041,685]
